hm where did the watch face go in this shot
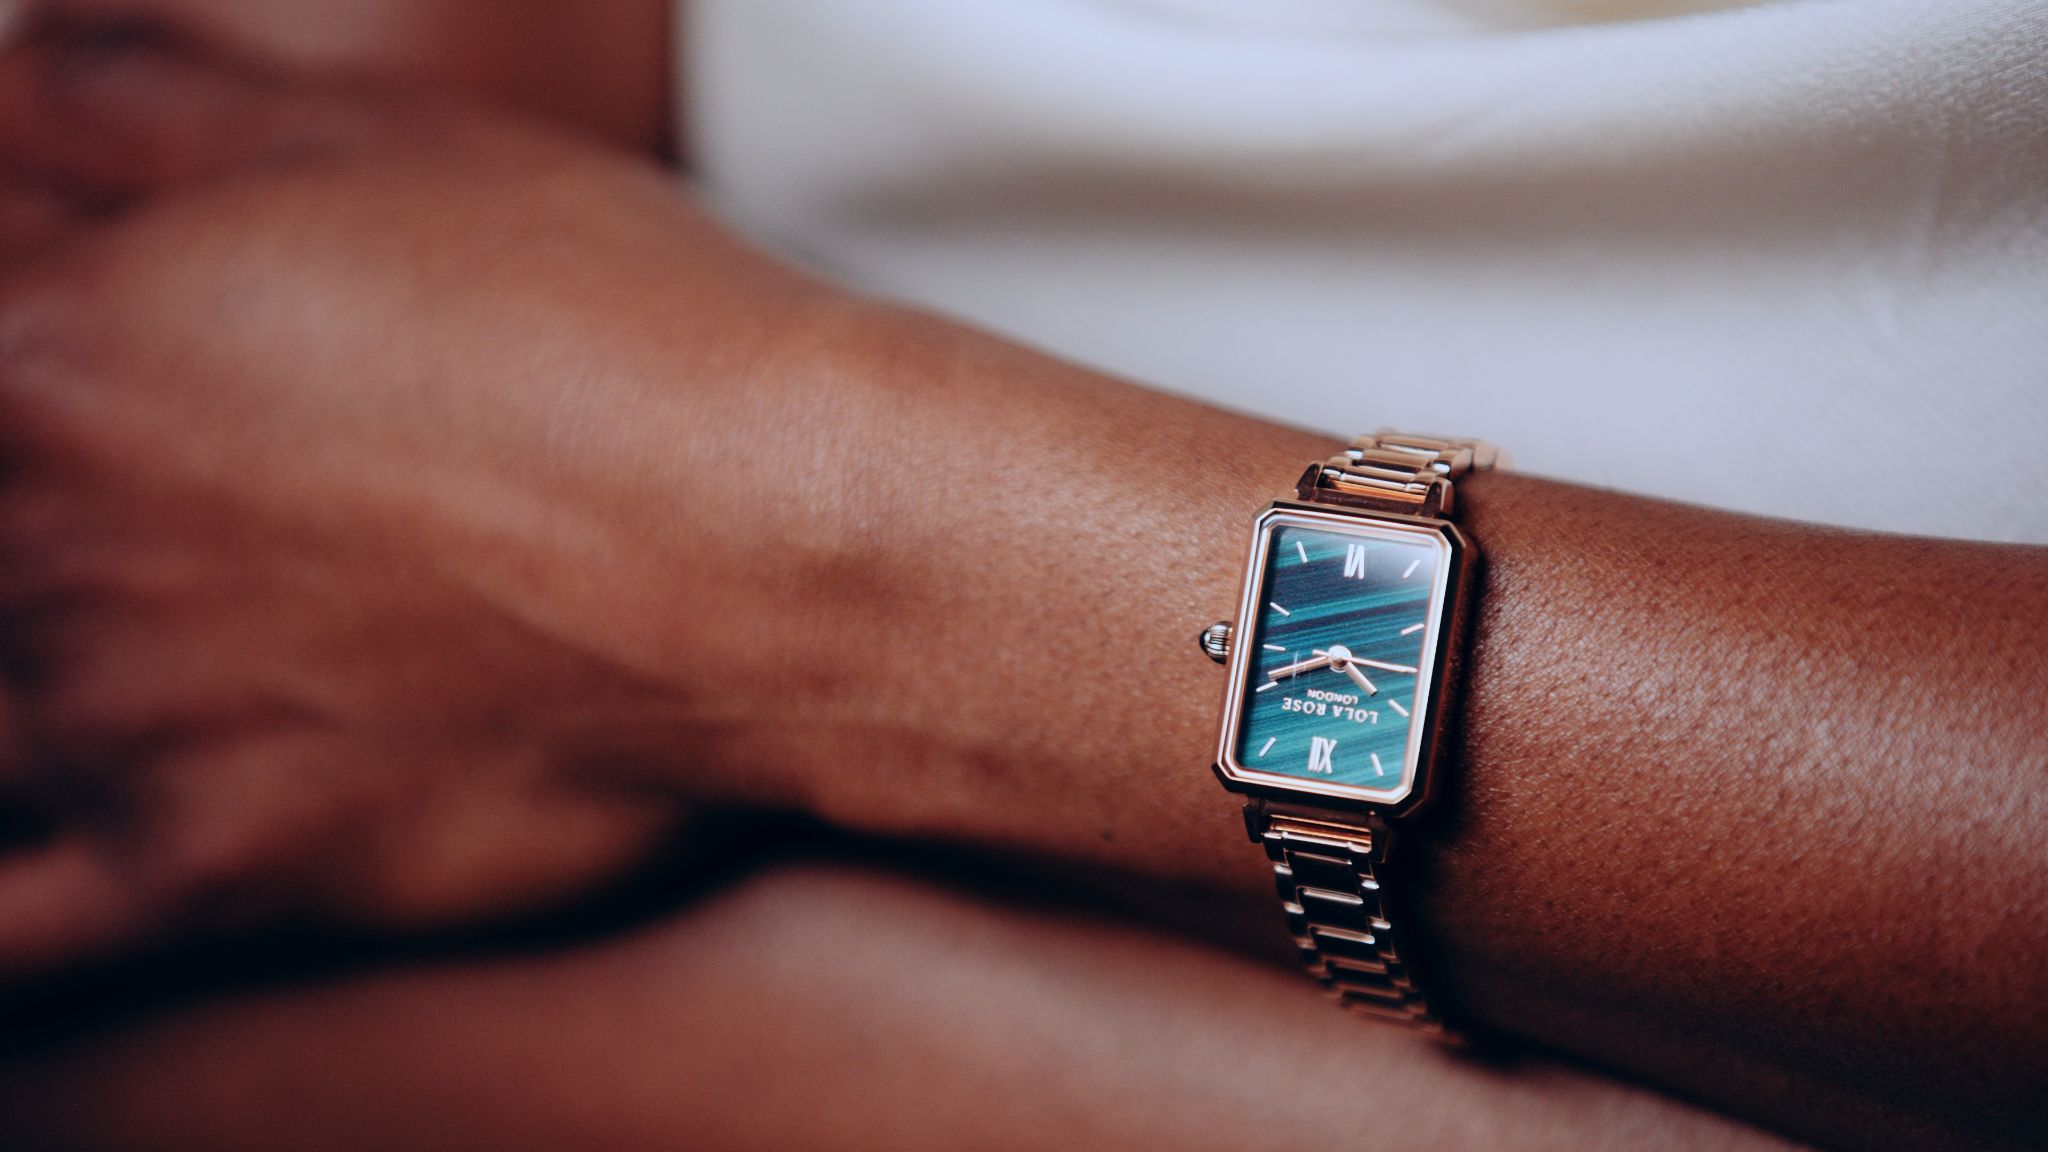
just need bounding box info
[1224,514,1452,804]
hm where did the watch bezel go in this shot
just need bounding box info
[1212,501,1471,819]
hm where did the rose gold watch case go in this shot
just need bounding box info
[1211,500,1474,821]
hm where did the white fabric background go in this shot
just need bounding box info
[687,0,2048,543]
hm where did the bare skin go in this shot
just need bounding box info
[0,27,2040,1152]
[27,0,678,155]
[0,862,1807,1152]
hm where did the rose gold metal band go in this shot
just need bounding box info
[1298,430,1500,519]
[1246,804,1444,1033]
[1253,429,1496,1036]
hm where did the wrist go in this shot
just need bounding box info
[672,304,1341,876]
[503,284,1333,884]
[417,277,884,797]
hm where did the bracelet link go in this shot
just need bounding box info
[1301,429,1499,518]
[1249,802,1447,1037]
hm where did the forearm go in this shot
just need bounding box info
[0,863,1803,1152]
[1417,471,2044,1149]
[586,307,2045,1149]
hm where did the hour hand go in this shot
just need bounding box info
[1338,662,1378,696]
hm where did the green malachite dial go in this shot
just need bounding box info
[1233,522,1444,795]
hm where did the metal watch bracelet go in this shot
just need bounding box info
[1254,431,1495,1036]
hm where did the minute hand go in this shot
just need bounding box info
[1311,649,1421,677]
[1267,653,1335,680]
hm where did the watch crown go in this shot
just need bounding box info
[1198,621,1233,664]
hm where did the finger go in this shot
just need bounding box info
[0,727,361,979]
[0,832,139,976]
[0,23,383,204]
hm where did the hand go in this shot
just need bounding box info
[0,21,1297,976]
[0,27,850,972]
[0,19,1338,983]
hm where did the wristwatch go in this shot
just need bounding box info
[1198,431,1496,1035]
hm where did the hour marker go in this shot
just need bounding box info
[1258,737,1277,758]
[1296,541,1309,564]
[1255,682,1278,692]
[1344,543,1368,580]
[1401,622,1425,636]
[1370,752,1385,776]
[1307,736,1338,775]
[1401,558,1422,579]
[1269,602,1291,616]
[1387,698,1409,718]
[1262,644,1286,652]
